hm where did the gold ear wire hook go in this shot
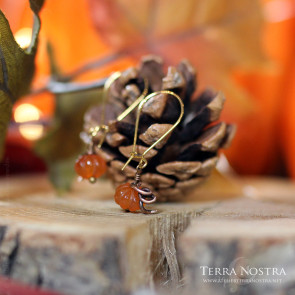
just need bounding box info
[93,71,121,148]
[116,77,148,122]
[101,71,121,126]
[94,74,148,148]
[122,90,184,171]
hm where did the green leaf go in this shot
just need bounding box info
[0,0,45,159]
[34,89,103,192]
[47,155,77,194]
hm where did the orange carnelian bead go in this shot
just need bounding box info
[114,183,141,212]
[75,154,107,179]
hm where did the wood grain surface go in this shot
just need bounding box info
[0,174,294,295]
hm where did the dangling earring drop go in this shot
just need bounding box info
[74,128,108,184]
[75,72,148,183]
[114,90,184,214]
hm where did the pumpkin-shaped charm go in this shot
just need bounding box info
[75,154,107,182]
[114,182,141,212]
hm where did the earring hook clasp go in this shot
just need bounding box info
[122,90,184,171]
[93,72,148,148]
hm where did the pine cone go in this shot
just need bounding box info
[82,56,236,202]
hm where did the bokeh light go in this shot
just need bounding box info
[14,104,44,141]
[14,27,32,49]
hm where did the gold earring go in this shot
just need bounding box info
[75,72,148,183]
[114,90,184,214]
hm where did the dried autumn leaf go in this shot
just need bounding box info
[0,0,44,159]
[88,0,266,116]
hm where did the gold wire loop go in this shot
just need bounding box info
[87,71,121,150]
[116,77,149,121]
[100,71,121,126]
[103,73,149,123]
[137,158,148,170]
[121,152,147,171]
[122,90,184,171]
[96,125,109,148]
[89,73,148,149]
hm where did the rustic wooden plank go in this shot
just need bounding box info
[1,174,294,295]
[0,174,220,295]
[179,197,295,295]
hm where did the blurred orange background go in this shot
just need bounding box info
[0,0,295,178]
